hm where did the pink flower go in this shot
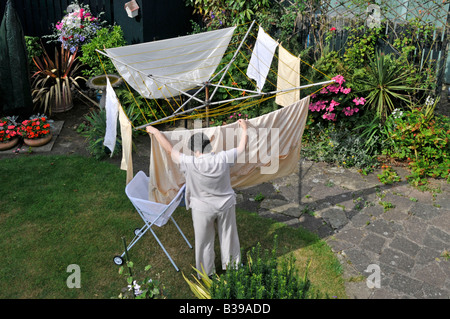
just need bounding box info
[320,87,329,94]
[310,93,317,99]
[56,22,63,30]
[353,97,366,106]
[330,27,337,31]
[328,100,340,112]
[327,85,340,94]
[332,75,345,86]
[340,87,351,94]
[322,112,336,121]
[343,107,360,116]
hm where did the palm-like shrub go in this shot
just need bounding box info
[357,51,417,121]
[31,44,86,114]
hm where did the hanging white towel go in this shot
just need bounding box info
[246,27,278,92]
[104,78,119,156]
[276,44,300,107]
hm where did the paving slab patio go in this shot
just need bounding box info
[235,159,450,299]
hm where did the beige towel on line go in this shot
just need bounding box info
[276,44,300,107]
[119,106,133,185]
[147,96,310,204]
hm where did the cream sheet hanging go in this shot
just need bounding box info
[119,106,133,184]
[148,96,310,204]
[276,44,300,107]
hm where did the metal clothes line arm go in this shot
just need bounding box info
[133,79,335,130]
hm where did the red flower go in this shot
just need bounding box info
[330,27,336,31]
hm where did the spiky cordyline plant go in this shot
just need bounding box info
[31,43,86,114]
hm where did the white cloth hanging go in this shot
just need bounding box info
[104,77,119,156]
[246,27,278,92]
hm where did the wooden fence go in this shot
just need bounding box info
[0,0,193,44]
[288,0,450,91]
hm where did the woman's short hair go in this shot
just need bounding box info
[189,132,212,154]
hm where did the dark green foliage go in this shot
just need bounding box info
[210,237,325,299]
[0,0,33,117]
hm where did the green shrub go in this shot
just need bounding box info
[302,121,380,174]
[209,240,323,299]
[382,106,450,186]
[79,25,127,78]
[79,105,138,160]
[183,237,327,299]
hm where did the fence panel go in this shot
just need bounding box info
[292,0,450,94]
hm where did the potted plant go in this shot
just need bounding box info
[18,115,53,147]
[31,43,86,114]
[0,116,20,151]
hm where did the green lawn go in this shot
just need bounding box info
[0,155,346,299]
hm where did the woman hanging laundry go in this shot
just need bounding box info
[146,119,248,277]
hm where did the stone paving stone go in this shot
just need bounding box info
[333,228,366,245]
[427,225,450,243]
[343,248,373,274]
[429,210,450,233]
[379,248,415,273]
[415,247,442,266]
[370,288,398,299]
[414,263,447,289]
[349,212,373,227]
[389,273,423,298]
[360,233,386,254]
[402,217,428,245]
[320,208,348,230]
[297,213,325,233]
[421,283,449,299]
[388,235,420,257]
[409,202,442,220]
[423,230,449,252]
[366,219,398,239]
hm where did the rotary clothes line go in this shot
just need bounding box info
[147,96,310,204]
[100,22,334,194]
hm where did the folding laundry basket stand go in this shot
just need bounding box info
[113,171,192,272]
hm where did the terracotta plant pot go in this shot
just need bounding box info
[0,137,20,151]
[24,133,53,147]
